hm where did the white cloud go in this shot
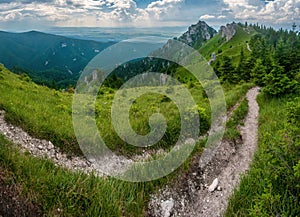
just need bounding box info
[0,0,186,27]
[217,15,226,19]
[0,0,299,29]
[144,0,184,20]
[222,0,300,24]
[200,14,215,20]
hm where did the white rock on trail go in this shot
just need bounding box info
[208,178,219,192]
[161,198,174,217]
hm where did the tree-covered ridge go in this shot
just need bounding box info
[213,23,300,96]
[0,31,114,88]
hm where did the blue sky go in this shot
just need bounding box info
[0,0,299,31]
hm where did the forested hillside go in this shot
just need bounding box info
[211,23,300,96]
[0,31,114,87]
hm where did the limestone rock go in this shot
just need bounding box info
[219,23,237,42]
[161,198,174,217]
[177,20,217,48]
[208,178,219,192]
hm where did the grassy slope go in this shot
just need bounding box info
[0,65,209,155]
[0,64,254,216]
[226,94,300,216]
[0,64,252,156]
[0,66,78,155]
[0,134,153,216]
[200,25,257,66]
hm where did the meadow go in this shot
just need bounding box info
[0,65,253,215]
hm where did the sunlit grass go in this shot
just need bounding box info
[226,94,300,216]
[0,64,256,216]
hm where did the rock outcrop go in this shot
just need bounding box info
[219,23,237,42]
[178,21,217,48]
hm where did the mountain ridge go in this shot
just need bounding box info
[0,30,114,87]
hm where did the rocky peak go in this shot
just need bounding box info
[177,20,217,48]
[219,22,237,42]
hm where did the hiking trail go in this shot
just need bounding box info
[148,87,260,217]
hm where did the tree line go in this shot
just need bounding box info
[214,24,300,96]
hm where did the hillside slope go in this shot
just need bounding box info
[199,23,257,65]
[0,31,114,87]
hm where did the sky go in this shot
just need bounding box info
[0,0,299,31]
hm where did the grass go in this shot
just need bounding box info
[94,85,209,155]
[199,34,224,59]
[0,65,209,156]
[200,25,257,66]
[0,67,78,155]
[223,83,254,108]
[0,134,153,216]
[0,65,252,156]
[0,129,209,216]
[224,98,249,142]
[226,94,300,216]
[0,65,254,216]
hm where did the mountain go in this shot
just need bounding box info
[97,20,218,85]
[177,20,217,49]
[199,22,257,65]
[0,31,114,87]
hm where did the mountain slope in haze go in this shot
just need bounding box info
[0,31,114,87]
[97,20,217,85]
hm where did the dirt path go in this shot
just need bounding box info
[148,87,260,217]
[0,110,101,176]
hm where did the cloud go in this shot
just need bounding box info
[200,14,215,20]
[222,0,300,24]
[0,0,188,27]
[0,0,299,30]
[217,15,226,19]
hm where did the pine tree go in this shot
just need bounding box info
[219,56,237,83]
[263,61,298,96]
[251,58,267,86]
[236,48,250,81]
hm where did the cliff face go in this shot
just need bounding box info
[177,21,217,48]
[219,23,237,42]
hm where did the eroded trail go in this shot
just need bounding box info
[148,87,260,217]
[0,111,100,175]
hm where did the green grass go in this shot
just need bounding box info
[94,85,210,155]
[200,25,257,66]
[0,65,255,216]
[0,66,78,155]
[224,98,249,142]
[0,134,154,216]
[226,94,300,216]
[0,65,210,156]
[0,65,252,156]
[199,34,224,59]
[224,83,254,108]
